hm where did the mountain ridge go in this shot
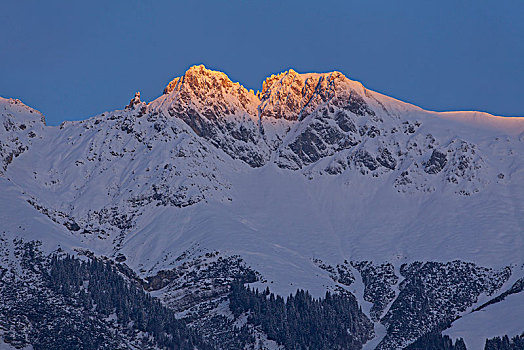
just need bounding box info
[157,65,523,128]
[3,65,523,134]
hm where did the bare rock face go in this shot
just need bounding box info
[259,69,321,121]
[159,65,268,167]
[424,149,447,174]
[256,70,379,169]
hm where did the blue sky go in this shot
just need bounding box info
[1,0,523,125]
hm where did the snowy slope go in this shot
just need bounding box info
[444,275,524,349]
[1,66,523,349]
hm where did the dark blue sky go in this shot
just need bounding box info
[1,0,523,125]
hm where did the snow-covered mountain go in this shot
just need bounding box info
[1,65,523,349]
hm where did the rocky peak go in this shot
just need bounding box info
[259,69,301,97]
[163,64,231,95]
[161,64,259,118]
[125,92,142,110]
[0,97,46,174]
[258,69,369,121]
[154,65,266,167]
[1,97,46,125]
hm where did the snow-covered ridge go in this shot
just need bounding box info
[431,110,524,135]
